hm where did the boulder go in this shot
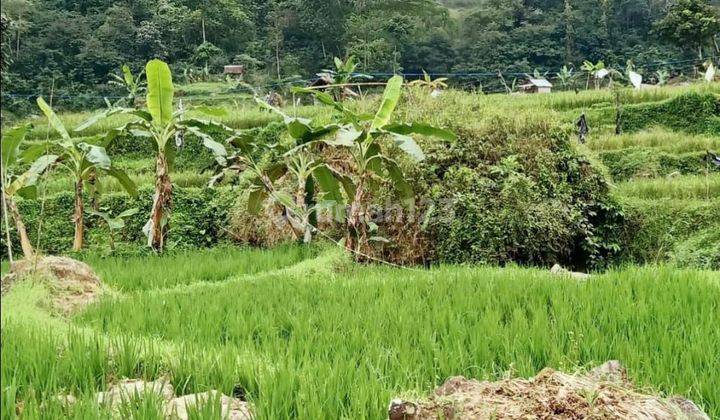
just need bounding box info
[550,263,591,280]
[165,391,252,420]
[96,379,175,409]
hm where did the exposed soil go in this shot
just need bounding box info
[389,361,709,419]
[1,255,102,314]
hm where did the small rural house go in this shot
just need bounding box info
[223,65,245,76]
[520,78,553,94]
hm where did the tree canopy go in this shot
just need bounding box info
[1,0,718,109]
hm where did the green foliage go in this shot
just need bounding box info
[598,148,719,181]
[1,124,57,200]
[108,64,146,107]
[145,59,175,129]
[621,92,720,134]
[36,97,136,197]
[672,229,720,269]
[261,76,455,252]
[0,186,237,256]
[416,119,624,269]
[654,0,720,59]
[619,197,720,268]
[1,0,708,117]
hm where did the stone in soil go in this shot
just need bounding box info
[164,391,252,420]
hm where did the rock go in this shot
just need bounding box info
[97,379,175,408]
[550,263,591,280]
[54,394,77,406]
[1,256,102,314]
[588,359,626,383]
[165,391,252,420]
[388,399,418,420]
[40,393,77,410]
[433,376,484,396]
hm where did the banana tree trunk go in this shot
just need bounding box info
[87,169,99,211]
[2,192,14,262]
[149,151,172,251]
[72,179,84,251]
[345,178,367,255]
[295,178,313,244]
[6,195,33,258]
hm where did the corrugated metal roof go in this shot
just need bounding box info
[528,78,552,87]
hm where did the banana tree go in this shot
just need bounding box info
[86,207,138,250]
[1,124,58,260]
[408,70,449,97]
[84,59,231,251]
[263,75,455,254]
[36,97,137,251]
[317,55,372,100]
[581,60,606,90]
[557,65,575,90]
[108,64,146,107]
[211,129,339,244]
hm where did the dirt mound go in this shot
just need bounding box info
[388,361,709,419]
[1,256,102,314]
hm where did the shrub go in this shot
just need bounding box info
[622,92,720,134]
[407,118,624,269]
[672,229,720,270]
[226,105,624,269]
[1,186,237,257]
[618,197,720,268]
[598,149,719,181]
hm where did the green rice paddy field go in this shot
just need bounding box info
[2,247,720,418]
[2,82,720,419]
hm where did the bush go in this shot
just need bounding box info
[672,229,720,270]
[618,198,720,268]
[225,106,624,269]
[599,149,719,181]
[1,186,237,257]
[406,117,624,270]
[622,92,720,134]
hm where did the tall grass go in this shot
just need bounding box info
[588,128,720,152]
[67,264,720,418]
[20,104,333,141]
[81,244,317,292]
[614,174,720,200]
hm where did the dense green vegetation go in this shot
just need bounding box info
[1,49,718,418]
[2,249,719,418]
[3,79,719,270]
[2,0,719,116]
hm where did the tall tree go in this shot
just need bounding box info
[655,0,720,59]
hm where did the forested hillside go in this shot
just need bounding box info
[1,0,718,109]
